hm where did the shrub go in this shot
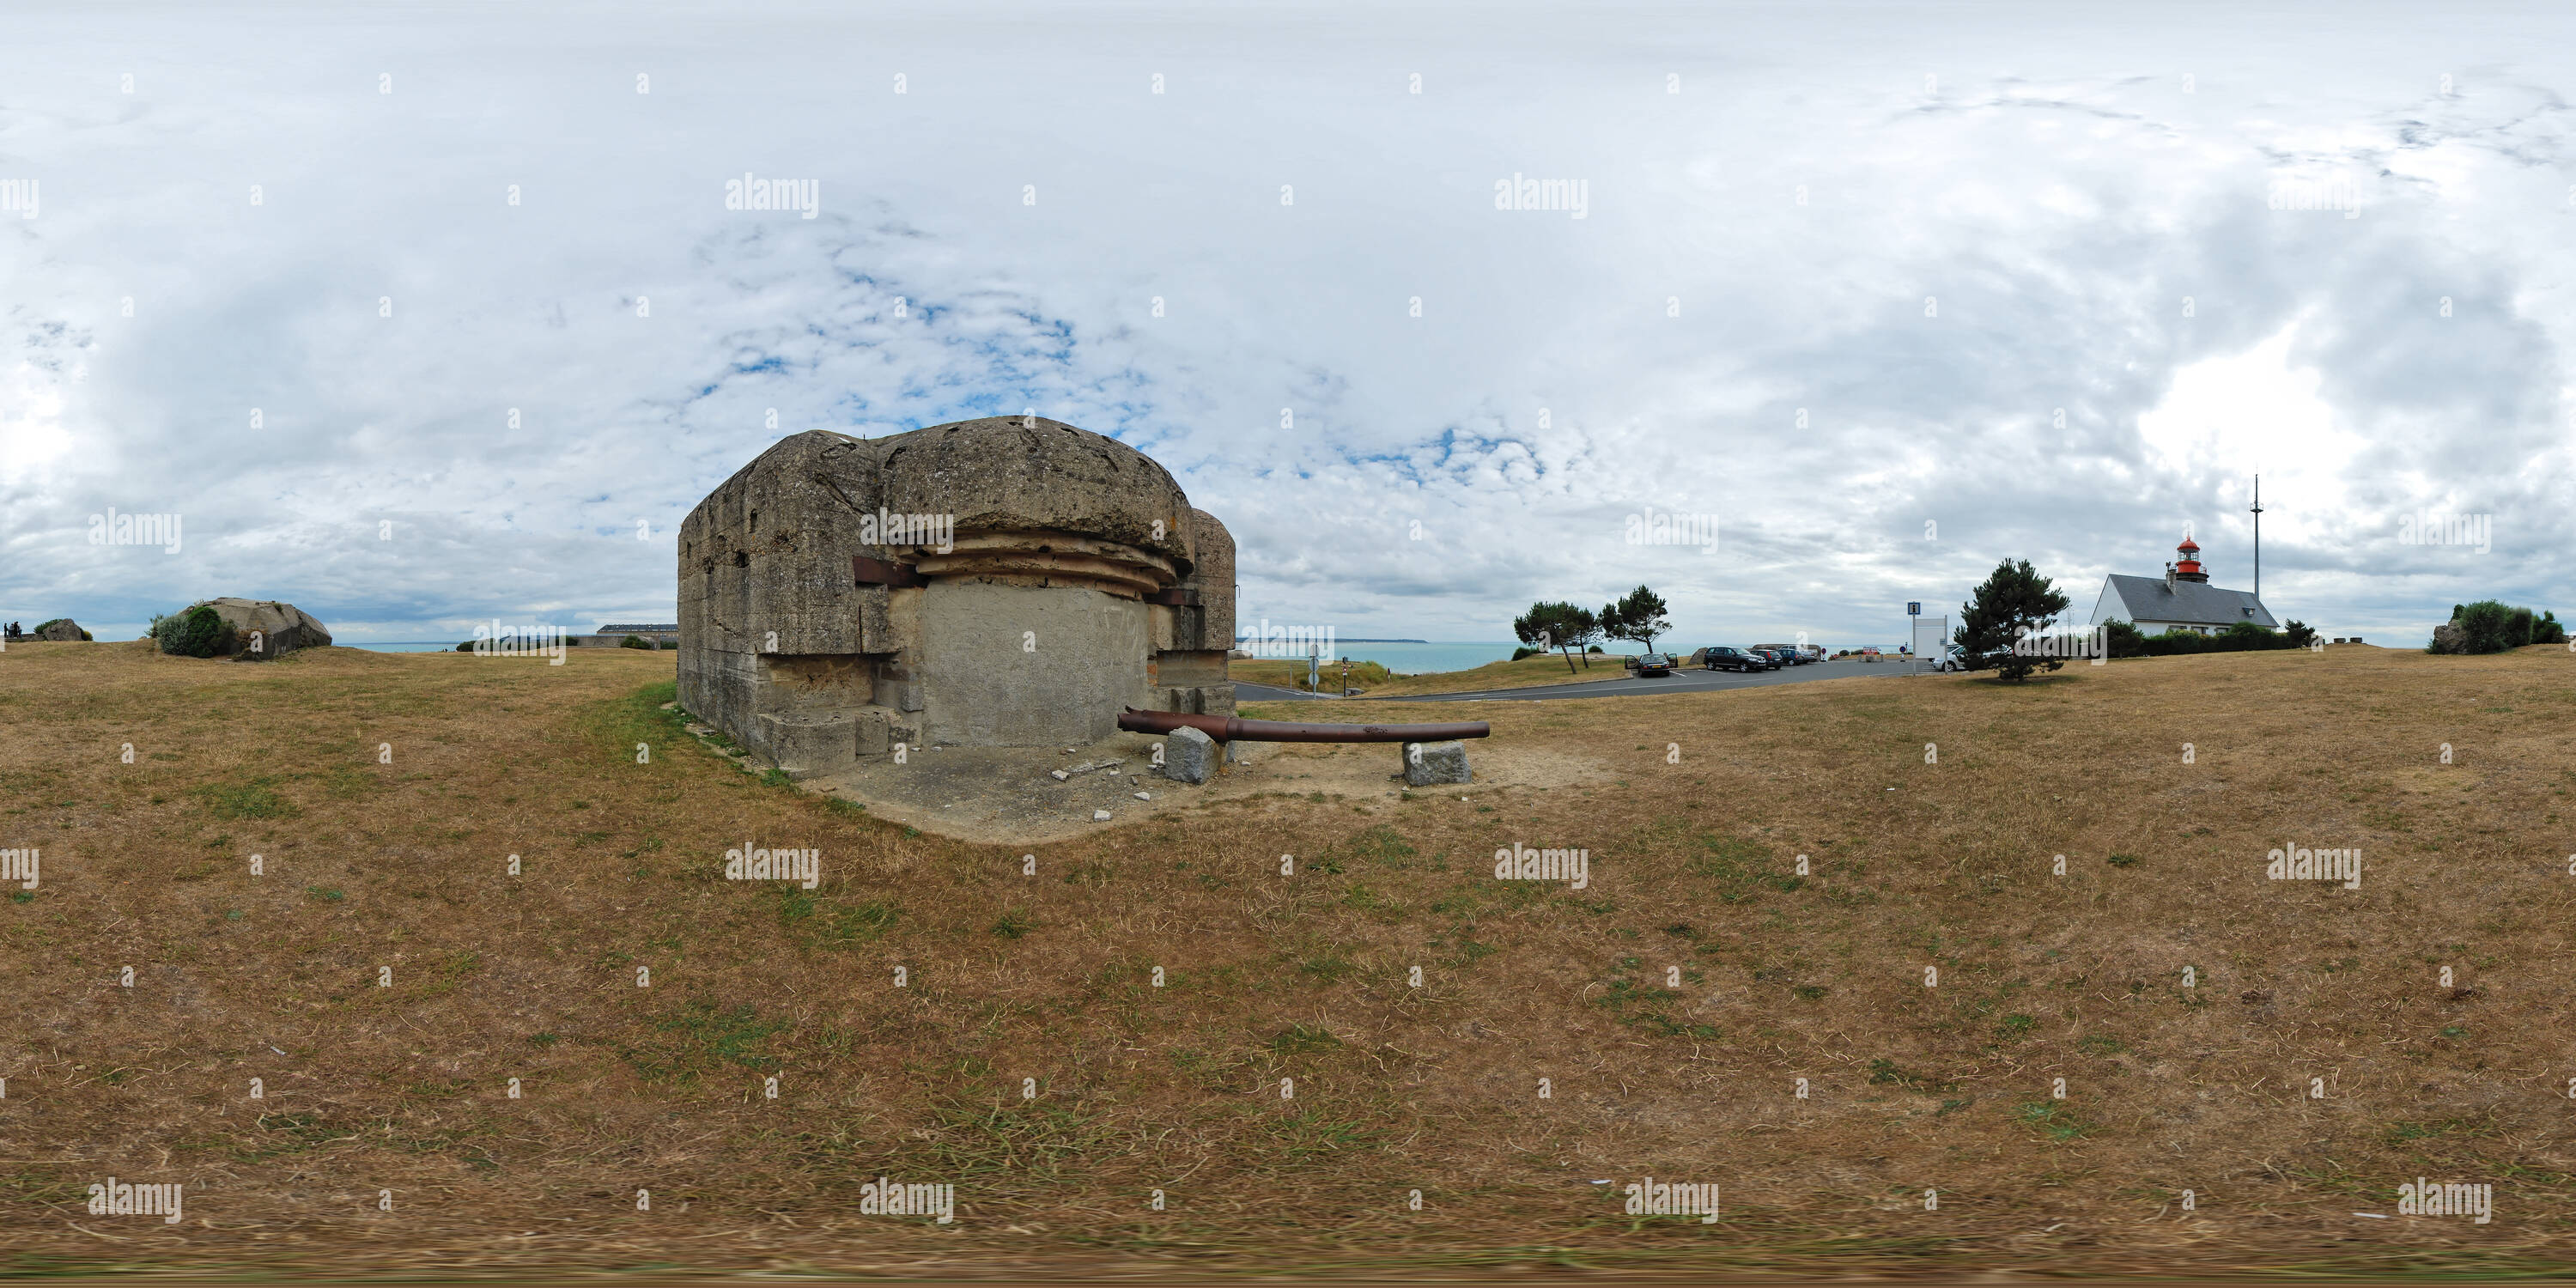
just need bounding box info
[621,635,654,650]
[157,605,233,658]
[2429,600,2561,654]
[1510,646,1540,661]
[457,641,477,652]
[2105,619,2306,659]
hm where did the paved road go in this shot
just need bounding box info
[1238,657,1929,704]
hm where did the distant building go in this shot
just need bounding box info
[578,623,680,647]
[2088,535,2276,636]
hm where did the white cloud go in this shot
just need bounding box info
[3,1,2571,651]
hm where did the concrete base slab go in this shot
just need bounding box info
[774,730,1577,846]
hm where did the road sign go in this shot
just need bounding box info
[1906,601,1921,616]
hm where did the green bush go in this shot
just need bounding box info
[458,641,477,652]
[621,635,655,650]
[156,605,233,658]
[2429,600,2562,653]
[2105,619,2311,659]
[1510,646,1540,661]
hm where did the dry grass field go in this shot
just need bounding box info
[4,638,2575,1278]
[1225,656,1400,694]
[1232,653,1626,697]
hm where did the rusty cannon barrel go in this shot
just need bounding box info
[1118,708,1489,744]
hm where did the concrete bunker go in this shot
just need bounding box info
[677,417,1236,778]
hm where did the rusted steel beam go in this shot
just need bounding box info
[1118,707,1489,744]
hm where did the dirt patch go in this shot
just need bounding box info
[799,726,1611,845]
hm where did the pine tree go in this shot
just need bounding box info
[1514,601,1600,673]
[1955,559,2071,682]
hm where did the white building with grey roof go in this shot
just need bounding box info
[2087,534,2277,635]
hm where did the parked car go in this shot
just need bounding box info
[1935,644,2008,672]
[1699,646,1765,672]
[1751,643,1813,665]
[1753,648,1792,669]
[1632,651,1673,677]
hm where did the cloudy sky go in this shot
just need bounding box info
[3,1,2571,647]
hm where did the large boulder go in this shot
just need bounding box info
[33,618,87,641]
[1160,725,1217,785]
[1401,740,1473,786]
[160,598,331,660]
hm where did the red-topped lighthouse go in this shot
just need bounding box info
[2172,533,2209,583]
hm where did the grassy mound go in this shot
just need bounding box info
[1,642,2571,1276]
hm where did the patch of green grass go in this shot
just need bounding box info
[1689,833,1801,902]
[2106,853,2142,867]
[195,777,300,820]
[303,885,344,902]
[1996,1012,2037,1041]
[1262,1111,1379,1162]
[989,908,1034,939]
[907,1097,1109,1185]
[581,680,685,770]
[1596,973,1717,1039]
[2017,1101,2097,1141]
[1439,937,1497,968]
[2075,1035,2126,1056]
[1326,824,1418,869]
[1267,1024,1343,1057]
[415,951,482,998]
[1868,1058,1954,1091]
[2385,1117,2500,1147]
[777,888,900,948]
[622,999,787,1084]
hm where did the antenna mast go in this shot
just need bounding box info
[2249,475,2263,602]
